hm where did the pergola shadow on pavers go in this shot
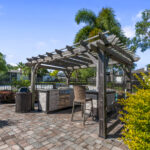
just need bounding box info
[26,31,140,139]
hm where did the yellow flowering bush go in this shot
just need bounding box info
[119,73,150,150]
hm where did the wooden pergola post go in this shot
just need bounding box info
[31,64,39,110]
[123,65,132,93]
[64,70,73,86]
[110,65,114,83]
[97,50,107,138]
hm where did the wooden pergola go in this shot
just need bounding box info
[26,31,139,138]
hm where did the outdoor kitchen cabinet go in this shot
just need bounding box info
[86,90,116,120]
[38,88,74,113]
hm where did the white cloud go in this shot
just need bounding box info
[9,63,17,66]
[123,26,135,38]
[123,10,143,39]
[136,11,142,19]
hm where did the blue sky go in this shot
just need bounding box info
[0,0,149,69]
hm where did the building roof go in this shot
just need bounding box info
[8,70,22,73]
[132,68,150,74]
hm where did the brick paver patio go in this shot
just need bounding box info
[0,104,128,150]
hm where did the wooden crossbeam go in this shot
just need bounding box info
[80,40,88,47]
[71,55,93,64]
[59,59,81,67]
[66,45,74,53]
[112,45,134,61]
[38,55,45,59]
[108,37,134,61]
[32,57,38,60]
[43,46,87,63]
[107,34,118,44]
[55,49,62,56]
[65,58,89,66]
[27,58,32,61]
[117,43,124,46]
[46,52,53,58]
[85,52,98,64]
[68,63,95,70]
[40,62,95,71]
[99,32,110,46]
[111,37,119,45]
[90,43,98,52]
[96,40,132,65]
[43,60,75,68]
[39,64,68,71]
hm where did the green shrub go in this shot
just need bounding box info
[12,78,30,90]
[119,73,150,150]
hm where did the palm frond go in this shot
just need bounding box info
[75,9,96,26]
[97,7,127,44]
[74,25,93,43]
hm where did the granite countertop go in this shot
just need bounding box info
[38,87,73,92]
[86,89,116,94]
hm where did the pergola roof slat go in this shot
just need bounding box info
[96,40,132,65]
[39,64,68,71]
[26,32,139,70]
[71,55,93,64]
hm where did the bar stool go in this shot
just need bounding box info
[71,85,93,126]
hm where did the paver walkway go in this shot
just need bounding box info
[0,104,128,150]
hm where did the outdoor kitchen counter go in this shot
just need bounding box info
[86,89,116,119]
[38,88,74,113]
[38,88,116,114]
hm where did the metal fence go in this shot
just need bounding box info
[0,85,12,91]
[0,79,140,92]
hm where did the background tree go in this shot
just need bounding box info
[74,7,127,44]
[72,68,96,82]
[130,9,150,52]
[17,62,30,76]
[17,62,48,77]
[49,70,59,80]
[37,68,48,78]
[0,52,7,74]
[7,64,18,70]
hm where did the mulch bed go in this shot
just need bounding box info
[0,91,15,103]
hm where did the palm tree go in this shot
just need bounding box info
[74,7,127,44]
[73,8,128,83]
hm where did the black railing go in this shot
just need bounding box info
[0,79,141,92]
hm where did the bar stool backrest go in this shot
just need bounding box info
[73,85,86,103]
